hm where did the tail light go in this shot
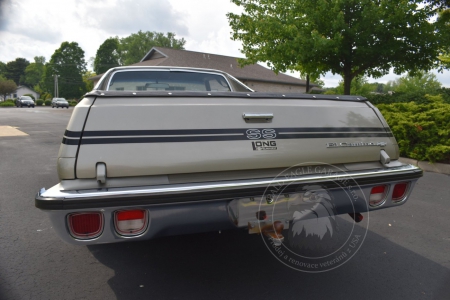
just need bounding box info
[392,182,409,203]
[369,185,388,207]
[114,209,148,236]
[68,212,103,239]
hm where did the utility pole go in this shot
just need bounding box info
[53,75,60,98]
[306,74,310,93]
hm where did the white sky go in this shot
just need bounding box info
[0,0,449,87]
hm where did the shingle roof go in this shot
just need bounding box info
[134,47,314,87]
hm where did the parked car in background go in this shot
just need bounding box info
[51,98,69,109]
[15,96,35,108]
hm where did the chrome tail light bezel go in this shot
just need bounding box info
[391,182,411,204]
[67,212,104,240]
[114,209,149,237]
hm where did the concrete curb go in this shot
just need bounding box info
[399,157,450,175]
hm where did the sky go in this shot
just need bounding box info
[0,0,449,87]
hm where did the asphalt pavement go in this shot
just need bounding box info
[0,106,449,300]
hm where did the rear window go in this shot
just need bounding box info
[107,71,231,92]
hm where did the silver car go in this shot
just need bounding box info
[51,98,69,108]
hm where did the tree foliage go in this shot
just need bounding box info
[43,42,87,99]
[437,9,450,68]
[94,38,120,74]
[83,70,96,92]
[389,72,442,94]
[0,61,6,77]
[5,58,30,85]
[228,0,442,95]
[118,31,186,66]
[0,76,17,100]
[24,56,46,89]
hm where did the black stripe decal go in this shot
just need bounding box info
[68,132,393,145]
[64,130,82,138]
[62,137,80,145]
[66,127,387,138]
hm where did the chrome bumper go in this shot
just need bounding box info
[36,164,422,211]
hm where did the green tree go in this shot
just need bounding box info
[437,9,450,68]
[391,72,442,94]
[118,31,186,65]
[228,0,441,95]
[333,76,375,96]
[0,76,17,100]
[43,42,87,99]
[0,62,6,77]
[5,58,30,85]
[24,56,46,88]
[94,38,120,74]
[83,70,96,92]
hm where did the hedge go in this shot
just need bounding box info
[36,99,44,106]
[376,95,450,163]
[0,102,14,107]
[366,88,450,105]
[44,100,51,106]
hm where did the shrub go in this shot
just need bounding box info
[0,102,14,107]
[69,101,77,106]
[44,100,51,106]
[36,99,44,106]
[376,95,450,163]
[366,90,450,105]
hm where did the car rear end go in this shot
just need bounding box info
[35,67,422,245]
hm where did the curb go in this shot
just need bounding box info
[399,157,450,175]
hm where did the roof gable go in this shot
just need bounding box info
[136,47,316,87]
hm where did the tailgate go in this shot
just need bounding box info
[70,96,397,178]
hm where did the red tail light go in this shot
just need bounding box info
[68,212,103,239]
[369,185,387,207]
[392,183,409,202]
[114,209,148,236]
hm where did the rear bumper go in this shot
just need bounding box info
[35,164,422,245]
[36,164,422,210]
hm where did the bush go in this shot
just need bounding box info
[69,101,77,106]
[0,102,14,107]
[36,99,44,106]
[44,100,51,106]
[366,90,450,105]
[376,95,450,163]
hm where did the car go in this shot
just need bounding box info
[35,66,423,246]
[51,98,69,108]
[15,96,35,108]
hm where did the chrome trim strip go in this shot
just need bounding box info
[243,113,274,119]
[40,164,421,200]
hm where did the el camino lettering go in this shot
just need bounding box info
[326,142,387,148]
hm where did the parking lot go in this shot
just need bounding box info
[0,106,449,300]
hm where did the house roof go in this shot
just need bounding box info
[16,85,39,93]
[135,47,316,87]
[90,47,318,87]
